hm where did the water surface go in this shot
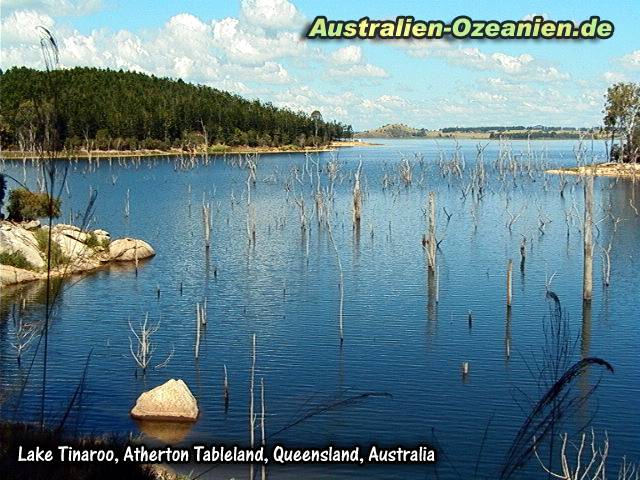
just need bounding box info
[1,139,638,479]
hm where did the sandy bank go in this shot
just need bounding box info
[546,162,640,177]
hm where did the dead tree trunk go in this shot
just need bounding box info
[352,160,362,226]
[506,259,513,307]
[583,174,594,301]
[427,192,436,272]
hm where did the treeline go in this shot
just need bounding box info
[442,126,595,133]
[488,131,590,139]
[0,67,352,151]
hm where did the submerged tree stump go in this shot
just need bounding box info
[583,173,594,301]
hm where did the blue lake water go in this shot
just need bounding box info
[1,139,639,479]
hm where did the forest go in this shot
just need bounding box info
[0,67,352,151]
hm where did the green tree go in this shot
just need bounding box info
[0,67,351,151]
[6,188,61,222]
[311,110,322,143]
[604,82,640,162]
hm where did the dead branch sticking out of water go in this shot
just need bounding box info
[583,173,594,301]
[223,364,229,411]
[260,377,266,480]
[500,294,614,480]
[399,158,412,186]
[534,430,638,480]
[506,259,513,307]
[249,333,256,480]
[327,221,344,345]
[202,197,212,251]
[11,304,38,365]
[425,192,437,272]
[128,313,158,372]
[353,159,363,226]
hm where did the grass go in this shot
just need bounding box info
[34,228,70,269]
[85,232,111,251]
[0,251,35,270]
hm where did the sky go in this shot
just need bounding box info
[1,0,639,130]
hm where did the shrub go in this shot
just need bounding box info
[6,188,61,222]
[100,237,111,251]
[34,228,69,268]
[0,251,34,270]
[85,231,99,248]
[85,232,110,251]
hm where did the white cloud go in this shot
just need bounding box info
[325,45,388,79]
[0,10,300,94]
[399,41,569,82]
[211,17,307,65]
[618,50,640,70]
[469,91,508,104]
[331,45,363,64]
[0,10,55,44]
[603,71,628,83]
[327,63,388,79]
[240,0,303,30]
[0,1,613,130]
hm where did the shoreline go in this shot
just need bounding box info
[355,134,607,141]
[0,221,155,287]
[545,162,640,177]
[0,140,378,160]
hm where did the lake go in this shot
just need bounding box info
[1,139,639,479]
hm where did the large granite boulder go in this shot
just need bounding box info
[109,238,155,262]
[0,265,41,285]
[130,379,198,422]
[0,223,45,269]
[52,232,88,259]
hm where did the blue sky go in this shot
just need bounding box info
[2,0,639,130]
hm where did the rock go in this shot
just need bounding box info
[53,223,81,232]
[130,379,198,422]
[109,238,155,262]
[0,220,153,286]
[93,229,110,243]
[0,265,41,285]
[0,224,45,269]
[53,224,88,243]
[52,232,88,259]
[23,220,41,230]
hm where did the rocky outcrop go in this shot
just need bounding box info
[0,223,46,269]
[0,221,154,287]
[130,379,199,422]
[109,238,155,262]
[0,265,41,285]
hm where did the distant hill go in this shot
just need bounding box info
[356,124,430,138]
[356,124,601,140]
[0,67,352,151]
